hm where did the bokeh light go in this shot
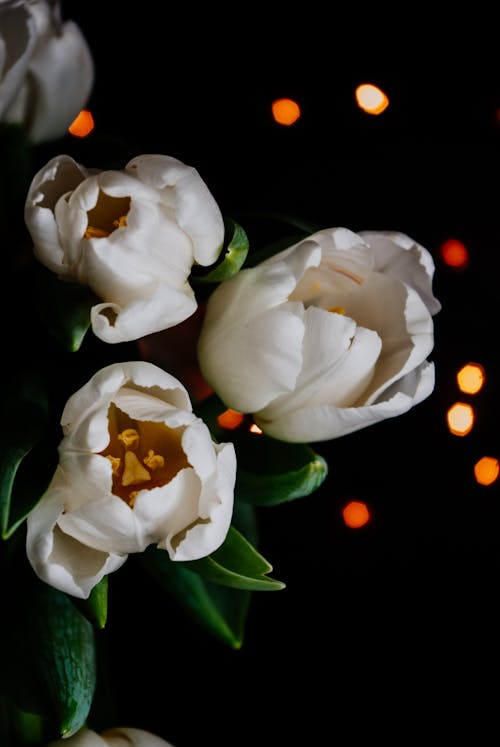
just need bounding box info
[355,83,389,115]
[249,423,263,434]
[68,109,95,137]
[457,363,485,394]
[446,402,475,436]
[439,238,469,269]
[474,456,500,486]
[217,409,244,430]
[271,98,301,126]
[342,500,371,528]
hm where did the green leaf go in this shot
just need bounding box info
[71,575,108,629]
[35,265,98,352]
[0,560,96,740]
[0,372,57,540]
[233,431,328,506]
[190,217,249,284]
[140,546,250,649]
[185,526,285,591]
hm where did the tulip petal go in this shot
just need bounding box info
[0,4,36,118]
[26,487,126,599]
[102,727,175,747]
[24,154,87,274]
[360,230,442,315]
[126,154,224,267]
[255,360,435,442]
[259,307,382,421]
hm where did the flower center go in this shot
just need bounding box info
[99,403,189,506]
[84,190,131,239]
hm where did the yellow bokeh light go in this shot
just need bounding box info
[474,457,500,485]
[474,456,500,486]
[446,402,475,436]
[68,109,95,137]
[249,423,263,434]
[271,98,301,126]
[456,363,485,394]
[355,83,389,115]
[342,500,371,529]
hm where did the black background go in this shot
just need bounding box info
[41,6,500,744]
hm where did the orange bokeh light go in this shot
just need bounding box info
[456,363,485,394]
[217,409,244,430]
[342,500,371,529]
[474,456,500,486]
[249,423,263,434]
[355,83,389,115]
[439,238,469,269]
[271,98,301,126]
[446,402,475,436]
[68,109,95,137]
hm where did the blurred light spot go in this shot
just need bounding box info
[342,500,371,528]
[249,423,263,434]
[355,83,389,115]
[271,97,301,126]
[457,362,485,394]
[217,409,244,430]
[446,402,475,436]
[474,456,500,486]
[439,238,469,269]
[68,109,95,137]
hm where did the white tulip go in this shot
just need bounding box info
[0,0,94,142]
[26,361,236,598]
[47,726,174,747]
[24,153,225,343]
[198,227,441,443]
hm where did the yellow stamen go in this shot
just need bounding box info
[106,455,121,475]
[113,215,127,229]
[84,226,109,239]
[143,450,165,470]
[118,428,140,448]
[121,450,151,487]
[328,306,346,314]
[129,490,139,507]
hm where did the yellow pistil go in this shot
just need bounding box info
[106,454,121,475]
[328,306,346,314]
[118,428,140,448]
[144,450,165,471]
[121,450,152,487]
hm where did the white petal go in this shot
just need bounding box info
[259,308,382,420]
[200,303,305,413]
[360,230,442,315]
[255,361,436,442]
[181,419,217,481]
[113,388,195,428]
[24,154,87,274]
[135,467,201,550]
[172,441,236,561]
[26,487,126,599]
[126,154,224,266]
[90,283,197,343]
[0,3,36,117]
[57,493,146,555]
[102,727,175,747]
[19,18,94,143]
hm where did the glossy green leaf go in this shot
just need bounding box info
[0,559,96,740]
[140,546,250,649]
[191,217,249,284]
[185,526,285,591]
[35,265,98,352]
[233,432,328,506]
[71,575,108,629]
[0,372,57,540]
